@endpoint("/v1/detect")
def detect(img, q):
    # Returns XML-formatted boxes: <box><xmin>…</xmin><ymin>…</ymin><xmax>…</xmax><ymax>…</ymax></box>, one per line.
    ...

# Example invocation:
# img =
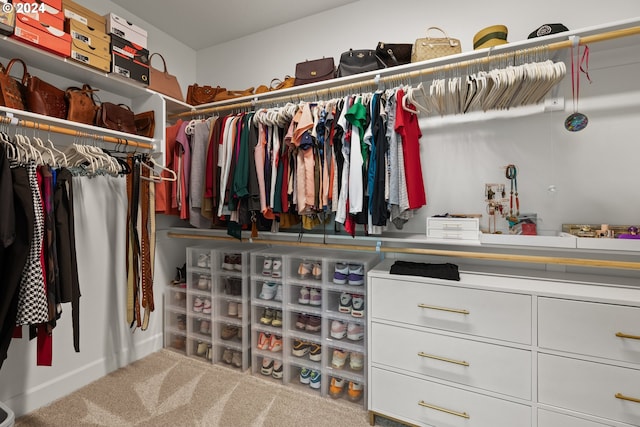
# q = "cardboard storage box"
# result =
<box><xmin>65</xmin><ymin>18</ymin><xmax>110</xmax><ymax>54</ymax></box>
<box><xmin>0</xmin><ymin>1</ymin><xmax>15</xmax><ymax>36</ymax></box>
<box><xmin>62</xmin><ymin>0</ymin><xmax>105</xmax><ymax>32</ymax></box>
<box><xmin>71</xmin><ymin>38</ymin><xmax>110</xmax><ymax>72</ymax></box>
<box><xmin>110</xmin><ymin>34</ymin><xmax>149</xmax><ymax>85</ymax></box>
<box><xmin>106</xmin><ymin>13</ymin><xmax>147</xmax><ymax>48</ymax></box>
<box><xmin>13</xmin><ymin>0</ymin><xmax>64</xmax><ymax>31</ymax></box>
<box><xmin>13</xmin><ymin>14</ymin><xmax>71</xmax><ymax>57</ymax></box>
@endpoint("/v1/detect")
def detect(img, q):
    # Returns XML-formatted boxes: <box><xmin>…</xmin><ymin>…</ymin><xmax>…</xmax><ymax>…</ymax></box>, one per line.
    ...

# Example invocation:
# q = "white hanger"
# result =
<box><xmin>139</xmin><ymin>157</ymin><xmax>177</xmax><ymax>182</ymax></box>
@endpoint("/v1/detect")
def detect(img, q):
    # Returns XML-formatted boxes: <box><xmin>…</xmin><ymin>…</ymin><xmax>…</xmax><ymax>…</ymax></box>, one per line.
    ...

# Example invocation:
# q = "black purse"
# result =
<box><xmin>375</xmin><ymin>42</ymin><xmax>412</xmax><ymax>67</ymax></box>
<box><xmin>337</xmin><ymin>49</ymin><xmax>382</xmax><ymax>77</ymax></box>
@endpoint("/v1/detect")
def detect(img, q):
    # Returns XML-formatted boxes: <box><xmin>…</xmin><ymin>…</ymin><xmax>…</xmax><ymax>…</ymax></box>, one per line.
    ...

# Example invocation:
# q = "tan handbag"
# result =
<box><xmin>411</xmin><ymin>27</ymin><xmax>462</xmax><ymax>63</ymax></box>
<box><xmin>186</xmin><ymin>84</ymin><xmax>226</xmax><ymax>105</ymax></box>
<box><xmin>0</xmin><ymin>58</ymin><xmax>29</xmax><ymax>110</ymax></box>
<box><xmin>65</xmin><ymin>85</ymin><xmax>99</xmax><ymax>125</ymax></box>
<box><xmin>148</xmin><ymin>53</ymin><xmax>184</xmax><ymax>102</ymax></box>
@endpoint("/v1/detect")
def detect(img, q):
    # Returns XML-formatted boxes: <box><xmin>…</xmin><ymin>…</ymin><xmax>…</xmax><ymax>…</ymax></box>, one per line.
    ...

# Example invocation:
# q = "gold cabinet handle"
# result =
<box><xmin>616</xmin><ymin>332</ymin><xmax>640</xmax><ymax>340</ymax></box>
<box><xmin>616</xmin><ymin>393</ymin><xmax>640</xmax><ymax>404</ymax></box>
<box><xmin>418</xmin><ymin>352</ymin><xmax>469</xmax><ymax>367</ymax></box>
<box><xmin>418</xmin><ymin>400</ymin><xmax>470</xmax><ymax>419</ymax></box>
<box><xmin>418</xmin><ymin>303</ymin><xmax>470</xmax><ymax>315</ymax></box>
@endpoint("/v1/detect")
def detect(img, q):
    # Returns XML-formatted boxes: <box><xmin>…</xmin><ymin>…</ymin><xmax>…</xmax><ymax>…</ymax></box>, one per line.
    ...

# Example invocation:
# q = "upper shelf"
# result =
<box><xmin>170</xmin><ymin>16</ymin><xmax>640</xmax><ymax>118</ymax></box>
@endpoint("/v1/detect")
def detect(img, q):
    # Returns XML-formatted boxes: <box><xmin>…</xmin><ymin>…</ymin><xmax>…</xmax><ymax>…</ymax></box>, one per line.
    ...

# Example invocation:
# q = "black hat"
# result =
<box><xmin>528</xmin><ymin>24</ymin><xmax>569</xmax><ymax>39</ymax></box>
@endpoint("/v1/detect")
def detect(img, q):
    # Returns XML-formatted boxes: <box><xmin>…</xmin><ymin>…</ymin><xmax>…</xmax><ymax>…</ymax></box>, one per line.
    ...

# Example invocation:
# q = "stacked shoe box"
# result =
<box><xmin>12</xmin><ymin>0</ymin><xmax>72</xmax><ymax>57</ymax></box>
<box><xmin>164</xmin><ymin>261</ymin><xmax>187</xmax><ymax>354</ymax></box>
<box><xmin>106</xmin><ymin>13</ymin><xmax>149</xmax><ymax>85</ymax></box>
<box><xmin>250</xmin><ymin>247</ymin><xmax>380</xmax><ymax>408</ymax></box>
<box><xmin>63</xmin><ymin>0</ymin><xmax>110</xmax><ymax>72</ymax></box>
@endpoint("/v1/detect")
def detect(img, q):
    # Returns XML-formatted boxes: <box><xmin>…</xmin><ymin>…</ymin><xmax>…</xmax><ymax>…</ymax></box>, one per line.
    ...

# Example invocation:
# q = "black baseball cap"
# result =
<box><xmin>528</xmin><ymin>24</ymin><xmax>569</xmax><ymax>39</ymax></box>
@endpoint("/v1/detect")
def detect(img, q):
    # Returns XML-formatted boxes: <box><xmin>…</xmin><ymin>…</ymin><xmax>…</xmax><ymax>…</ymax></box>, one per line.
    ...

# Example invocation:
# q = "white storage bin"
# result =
<box><xmin>0</xmin><ymin>401</ymin><xmax>14</xmax><ymax>427</ymax></box>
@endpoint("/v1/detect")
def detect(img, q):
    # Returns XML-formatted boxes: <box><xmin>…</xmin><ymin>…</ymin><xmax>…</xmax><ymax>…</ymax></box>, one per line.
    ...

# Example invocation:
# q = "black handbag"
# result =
<box><xmin>337</xmin><ymin>49</ymin><xmax>382</xmax><ymax>77</ymax></box>
<box><xmin>375</xmin><ymin>42</ymin><xmax>412</xmax><ymax>67</ymax></box>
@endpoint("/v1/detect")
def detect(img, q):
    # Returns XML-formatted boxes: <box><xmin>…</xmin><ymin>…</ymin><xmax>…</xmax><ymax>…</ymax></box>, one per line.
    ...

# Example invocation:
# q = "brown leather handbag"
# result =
<box><xmin>376</xmin><ymin>42</ymin><xmax>412</xmax><ymax>67</ymax></box>
<box><xmin>212</xmin><ymin>87</ymin><xmax>254</xmax><ymax>102</ymax></box>
<box><xmin>96</xmin><ymin>102</ymin><xmax>137</xmax><ymax>134</ymax></box>
<box><xmin>186</xmin><ymin>84</ymin><xmax>226</xmax><ymax>105</ymax></box>
<box><xmin>27</xmin><ymin>75</ymin><xmax>68</xmax><ymax>119</ymax></box>
<box><xmin>148</xmin><ymin>53</ymin><xmax>184</xmax><ymax>102</ymax></box>
<box><xmin>134</xmin><ymin>110</ymin><xmax>155</xmax><ymax>138</ymax></box>
<box><xmin>293</xmin><ymin>57</ymin><xmax>336</xmax><ymax>86</ymax></box>
<box><xmin>65</xmin><ymin>85</ymin><xmax>99</xmax><ymax>125</ymax></box>
<box><xmin>0</xmin><ymin>58</ymin><xmax>29</xmax><ymax>110</ymax></box>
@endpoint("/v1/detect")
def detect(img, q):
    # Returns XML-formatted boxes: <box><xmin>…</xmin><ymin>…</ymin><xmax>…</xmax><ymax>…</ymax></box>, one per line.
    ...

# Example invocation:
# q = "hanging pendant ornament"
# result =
<box><xmin>565</xmin><ymin>36</ymin><xmax>589</xmax><ymax>132</ymax></box>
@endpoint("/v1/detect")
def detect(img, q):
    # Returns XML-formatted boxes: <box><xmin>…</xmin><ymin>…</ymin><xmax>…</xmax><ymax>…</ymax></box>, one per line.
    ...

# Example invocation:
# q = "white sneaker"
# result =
<box><xmin>197</xmin><ymin>253</ymin><xmax>210</xmax><ymax>268</ymax></box>
<box><xmin>259</xmin><ymin>282</ymin><xmax>278</xmax><ymax>300</ymax></box>
<box><xmin>227</xmin><ymin>301</ymin><xmax>238</xmax><ymax>317</ymax></box>
<box><xmin>347</xmin><ymin>263</ymin><xmax>364</xmax><ymax>286</ymax></box>
<box><xmin>274</xmin><ymin>285</ymin><xmax>283</xmax><ymax>302</ymax></box>
<box><xmin>271</xmin><ymin>259</ymin><xmax>282</xmax><ymax>278</ymax></box>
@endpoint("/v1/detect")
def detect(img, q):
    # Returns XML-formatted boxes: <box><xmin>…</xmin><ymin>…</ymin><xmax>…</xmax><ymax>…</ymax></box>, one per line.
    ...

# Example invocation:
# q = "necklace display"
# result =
<box><xmin>565</xmin><ymin>37</ymin><xmax>591</xmax><ymax>132</ymax></box>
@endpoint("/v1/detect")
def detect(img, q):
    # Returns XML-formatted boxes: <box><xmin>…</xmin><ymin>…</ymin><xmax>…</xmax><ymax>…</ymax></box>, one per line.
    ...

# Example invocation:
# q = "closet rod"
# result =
<box><xmin>166</xmin><ymin>232</ymin><xmax>640</xmax><ymax>271</ymax></box>
<box><xmin>172</xmin><ymin>24</ymin><xmax>640</xmax><ymax>120</ymax></box>
<box><xmin>0</xmin><ymin>116</ymin><xmax>154</xmax><ymax>150</ymax></box>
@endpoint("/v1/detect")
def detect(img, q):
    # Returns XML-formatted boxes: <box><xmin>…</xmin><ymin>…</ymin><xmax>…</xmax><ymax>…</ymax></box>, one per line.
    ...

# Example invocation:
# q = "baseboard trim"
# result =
<box><xmin>6</xmin><ymin>333</ymin><xmax>163</xmax><ymax>418</ymax></box>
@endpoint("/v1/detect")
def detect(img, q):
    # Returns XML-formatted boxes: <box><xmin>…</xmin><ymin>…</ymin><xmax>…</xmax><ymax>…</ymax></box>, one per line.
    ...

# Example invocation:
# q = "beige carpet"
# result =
<box><xmin>15</xmin><ymin>349</ymin><xmax>383</xmax><ymax>427</ymax></box>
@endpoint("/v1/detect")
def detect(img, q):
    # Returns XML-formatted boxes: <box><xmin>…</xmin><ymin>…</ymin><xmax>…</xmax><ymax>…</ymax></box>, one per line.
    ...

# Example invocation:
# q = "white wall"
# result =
<box><xmin>196</xmin><ymin>0</ymin><xmax>640</xmax><ymax>235</ymax></box>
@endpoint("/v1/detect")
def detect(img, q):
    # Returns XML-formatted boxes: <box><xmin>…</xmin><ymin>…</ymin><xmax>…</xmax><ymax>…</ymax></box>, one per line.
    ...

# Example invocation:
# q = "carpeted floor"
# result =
<box><xmin>15</xmin><ymin>349</ymin><xmax>407</xmax><ymax>427</ymax></box>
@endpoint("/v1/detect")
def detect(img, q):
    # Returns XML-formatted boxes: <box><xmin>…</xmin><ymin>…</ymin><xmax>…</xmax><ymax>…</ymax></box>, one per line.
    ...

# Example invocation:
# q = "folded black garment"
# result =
<box><xmin>390</xmin><ymin>260</ymin><xmax>460</xmax><ymax>281</ymax></box>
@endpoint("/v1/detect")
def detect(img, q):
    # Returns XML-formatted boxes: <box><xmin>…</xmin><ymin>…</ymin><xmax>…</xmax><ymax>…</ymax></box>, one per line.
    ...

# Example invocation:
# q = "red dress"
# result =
<box><xmin>395</xmin><ymin>89</ymin><xmax>427</xmax><ymax>209</ymax></box>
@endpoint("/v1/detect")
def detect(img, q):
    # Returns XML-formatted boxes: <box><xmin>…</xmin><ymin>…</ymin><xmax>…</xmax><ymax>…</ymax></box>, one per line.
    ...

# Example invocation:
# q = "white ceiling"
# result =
<box><xmin>111</xmin><ymin>0</ymin><xmax>358</xmax><ymax>51</ymax></box>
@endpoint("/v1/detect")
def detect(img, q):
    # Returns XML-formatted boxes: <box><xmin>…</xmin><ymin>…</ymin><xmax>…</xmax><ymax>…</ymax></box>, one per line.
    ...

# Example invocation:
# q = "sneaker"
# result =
<box><xmin>176</xmin><ymin>314</ymin><xmax>186</xmax><ymax>330</ymax></box>
<box><xmin>197</xmin><ymin>253</ymin><xmax>210</xmax><ymax>268</ymax></box>
<box><xmin>299</xmin><ymin>367</ymin><xmax>312</xmax><ymax>384</ymax></box>
<box><xmin>222</xmin><ymin>348</ymin><xmax>233</xmax><ymax>364</ymax></box>
<box><xmin>271</xmin><ymin>259</ymin><xmax>282</xmax><ymax>278</ymax></box>
<box><xmin>305</xmin><ymin>315</ymin><xmax>322</xmax><ymax>332</ymax></box>
<box><xmin>221</xmin><ymin>324</ymin><xmax>238</xmax><ymax>340</ymax></box>
<box><xmin>347</xmin><ymin>381</ymin><xmax>363</xmax><ymax>401</ymax></box>
<box><xmin>329</xmin><ymin>377</ymin><xmax>346</xmax><ymax>398</ymax></box>
<box><xmin>347</xmin><ymin>263</ymin><xmax>364</xmax><ymax>286</ymax></box>
<box><xmin>347</xmin><ymin>322</ymin><xmax>364</xmax><ymax>341</ymax></box>
<box><xmin>232</xmin><ymin>254</ymin><xmax>243</xmax><ymax>272</ymax></box>
<box><xmin>312</xmin><ymin>262</ymin><xmax>322</xmax><ymax>280</ymax></box>
<box><xmin>197</xmin><ymin>275</ymin><xmax>210</xmax><ymax>290</ymax></box>
<box><xmin>309</xmin><ymin>288</ymin><xmax>321</xmax><ymax>306</ymax></box>
<box><xmin>298</xmin><ymin>287</ymin><xmax>310</xmax><ymax>305</ymax></box>
<box><xmin>331</xmin><ymin>349</ymin><xmax>347</xmax><ymax>368</ymax></box>
<box><xmin>268</xmin><ymin>334</ymin><xmax>283</xmax><ymax>352</ymax></box>
<box><xmin>196</xmin><ymin>340</ymin><xmax>207</xmax><ymax>357</ymax></box>
<box><xmin>272</xmin><ymin>360</ymin><xmax>283</xmax><ymax>379</ymax></box>
<box><xmin>260</xmin><ymin>308</ymin><xmax>274</xmax><ymax>325</ymax></box>
<box><xmin>193</xmin><ymin>297</ymin><xmax>204</xmax><ymax>313</ymax></box>
<box><xmin>271</xmin><ymin>310</ymin><xmax>283</xmax><ymax>328</ymax></box>
<box><xmin>330</xmin><ymin>320</ymin><xmax>347</xmax><ymax>339</ymax></box>
<box><xmin>349</xmin><ymin>352</ymin><xmax>364</xmax><ymax>370</ymax></box>
<box><xmin>222</xmin><ymin>254</ymin><xmax>235</xmax><ymax>271</ymax></box>
<box><xmin>351</xmin><ymin>294</ymin><xmax>364</xmax><ymax>318</ymax></box>
<box><xmin>262</xmin><ymin>257</ymin><xmax>273</xmax><ymax>275</ymax></box>
<box><xmin>227</xmin><ymin>277</ymin><xmax>242</xmax><ymax>296</ymax></box>
<box><xmin>292</xmin><ymin>339</ymin><xmax>310</xmax><ymax>357</ymax></box>
<box><xmin>257</xmin><ymin>332</ymin><xmax>271</xmax><ymax>350</ymax></box>
<box><xmin>259</xmin><ymin>282</ymin><xmax>278</xmax><ymax>300</ymax></box>
<box><xmin>261</xmin><ymin>357</ymin><xmax>274</xmax><ymax>375</ymax></box>
<box><xmin>309</xmin><ymin>370</ymin><xmax>321</xmax><ymax>389</ymax></box>
<box><xmin>206</xmin><ymin>344</ymin><xmax>213</xmax><ymax>361</ymax></box>
<box><xmin>333</xmin><ymin>262</ymin><xmax>349</xmax><ymax>284</ymax></box>
<box><xmin>227</xmin><ymin>301</ymin><xmax>238</xmax><ymax>317</ymax></box>
<box><xmin>298</xmin><ymin>261</ymin><xmax>312</xmax><ymax>279</ymax></box>
<box><xmin>171</xmin><ymin>263</ymin><xmax>187</xmax><ymax>286</ymax></box>
<box><xmin>274</xmin><ymin>284</ymin><xmax>283</xmax><ymax>302</ymax></box>
<box><xmin>237</xmin><ymin>303</ymin><xmax>243</xmax><ymax>319</ymax></box>
<box><xmin>309</xmin><ymin>343</ymin><xmax>322</xmax><ymax>362</ymax></box>
<box><xmin>172</xmin><ymin>335</ymin><xmax>186</xmax><ymax>350</ymax></box>
<box><xmin>339</xmin><ymin>292</ymin><xmax>352</xmax><ymax>313</ymax></box>
<box><xmin>199</xmin><ymin>319</ymin><xmax>210</xmax><ymax>334</ymax></box>
<box><xmin>202</xmin><ymin>298</ymin><xmax>212</xmax><ymax>314</ymax></box>
<box><xmin>295</xmin><ymin>313</ymin><xmax>309</xmax><ymax>330</ymax></box>
<box><xmin>231</xmin><ymin>351</ymin><xmax>242</xmax><ymax>368</ymax></box>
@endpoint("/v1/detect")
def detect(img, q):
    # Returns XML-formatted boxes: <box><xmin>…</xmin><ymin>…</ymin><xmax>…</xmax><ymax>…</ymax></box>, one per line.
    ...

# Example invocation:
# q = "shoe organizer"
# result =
<box><xmin>166</xmin><ymin>331</ymin><xmax>187</xmax><ymax>353</ymax></box>
<box><xmin>166</xmin><ymin>288</ymin><xmax>187</xmax><ymax>310</ymax></box>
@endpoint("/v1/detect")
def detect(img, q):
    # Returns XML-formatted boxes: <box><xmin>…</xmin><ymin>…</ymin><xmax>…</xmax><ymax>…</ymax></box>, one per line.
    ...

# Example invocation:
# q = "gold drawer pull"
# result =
<box><xmin>616</xmin><ymin>332</ymin><xmax>640</xmax><ymax>340</ymax></box>
<box><xmin>418</xmin><ymin>304</ymin><xmax>470</xmax><ymax>315</ymax></box>
<box><xmin>418</xmin><ymin>400</ymin><xmax>470</xmax><ymax>419</ymax></box>
<box><xmin>418</xmin><ymin>352</ymin><xmax>469</xmax><ymax>367</ymax></box>
<box><xmin>616</xmin><ymin>393</ymin><xmax>640</xmax><ymax>404</ymax></box>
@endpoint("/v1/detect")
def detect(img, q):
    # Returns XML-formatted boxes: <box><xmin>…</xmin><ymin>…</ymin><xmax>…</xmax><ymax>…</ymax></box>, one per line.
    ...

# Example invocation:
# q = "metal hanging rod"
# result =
<box><xmin>170</xmin><ymin>24</ymin><xmax>640</xmax><ymax>120</ymax></box>
<box><xmin>0</xmin><ymin>114</ymin><xmax>154</xmax><ymax>150</ymax></box>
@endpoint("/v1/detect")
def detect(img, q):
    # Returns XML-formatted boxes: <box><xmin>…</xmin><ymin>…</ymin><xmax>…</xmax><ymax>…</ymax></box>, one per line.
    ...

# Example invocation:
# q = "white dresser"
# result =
<box><xmin>367</xmin><ymin>259</ymin><xmax>640</xmax><ymax>427</ymax></box>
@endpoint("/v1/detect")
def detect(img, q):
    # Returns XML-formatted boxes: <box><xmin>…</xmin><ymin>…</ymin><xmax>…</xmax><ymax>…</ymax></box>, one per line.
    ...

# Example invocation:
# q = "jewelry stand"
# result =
<box><xmin>485</xmin><ymin>183</ymin><xmax>508</xmax><ymax>234</ymax></box>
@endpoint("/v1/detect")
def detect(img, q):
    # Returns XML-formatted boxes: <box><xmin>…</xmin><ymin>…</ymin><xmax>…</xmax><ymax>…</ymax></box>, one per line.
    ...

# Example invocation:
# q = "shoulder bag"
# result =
<box><xmin>26</xmin><ymin>75</ymin><xmax>68</xmax><ymax>119</ymax></box>
<box><xmin>293</xmin><ymin>57</ymin><xmax>336</xmax><ymax>86</ymax></box>
<box><xmin>337</xmin><ymin>49</ymin><xmax>382</xmax><ymax>77</ymax></box>
<box><xmin>186</xmin><ymin>84</ymin><xmax>226</xmax><ymax>105</ymax></box>
<box><xmin>65</xmin><ymin>85</ymin><xmax>99</xmax><ymax>125</ymax></box>
<box><xmin>411</xmin><ymin>27</ymin><xmax>462</xmax><ymax>63</ymax></box>
<box><xmin>375</xmin><ymin>42</ymin><xmax>412</xmax><ymax>67</ymax></box>
<box><xmin>148</xmin><ymin>53</ymin><xmax>184</xmax><ymax>102</ymax></box>
<box><xmin>96</xmin><ymin>102</ymin><xmax>137</xmax><ymax>135</ymax></box>
<box><xmin>134</xmin><ymin>110</ymin><xmax>155</xmax><ymax>138</ymax></box>
<box><xmin>0</xmin><ymin>58</ymin><xmax>29</xmax><ymax>110</ymax></box>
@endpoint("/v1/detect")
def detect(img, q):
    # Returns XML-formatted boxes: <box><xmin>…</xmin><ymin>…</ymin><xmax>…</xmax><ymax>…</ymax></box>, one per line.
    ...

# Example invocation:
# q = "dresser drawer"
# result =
<box><xmin>371</xmin><ymin>322</ymin><xmax>531</xmax><ymax>399</ymax></box>
<box><xmin>537</xmin><ymin>409</ymin><xmax>613</xmax><ymax>427</ymax></box>
<box><xmin>370</xmin><ymin>277</ymin><xmax>532</xmax><ymax>344</ymax></box>
<box><xmin>538</xmin><ymin>353</ymin><xmax>640</xmax><ymax>425</ymax></box>
<box><xmin>538</xmin><ymin>298</ymin><xmax>640</xmax><ymax>364</ymax></box>
<box><xmin>370</xmin><ymin>367</ymin><xmax>532</xmax><ymax>427</ymax></box>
